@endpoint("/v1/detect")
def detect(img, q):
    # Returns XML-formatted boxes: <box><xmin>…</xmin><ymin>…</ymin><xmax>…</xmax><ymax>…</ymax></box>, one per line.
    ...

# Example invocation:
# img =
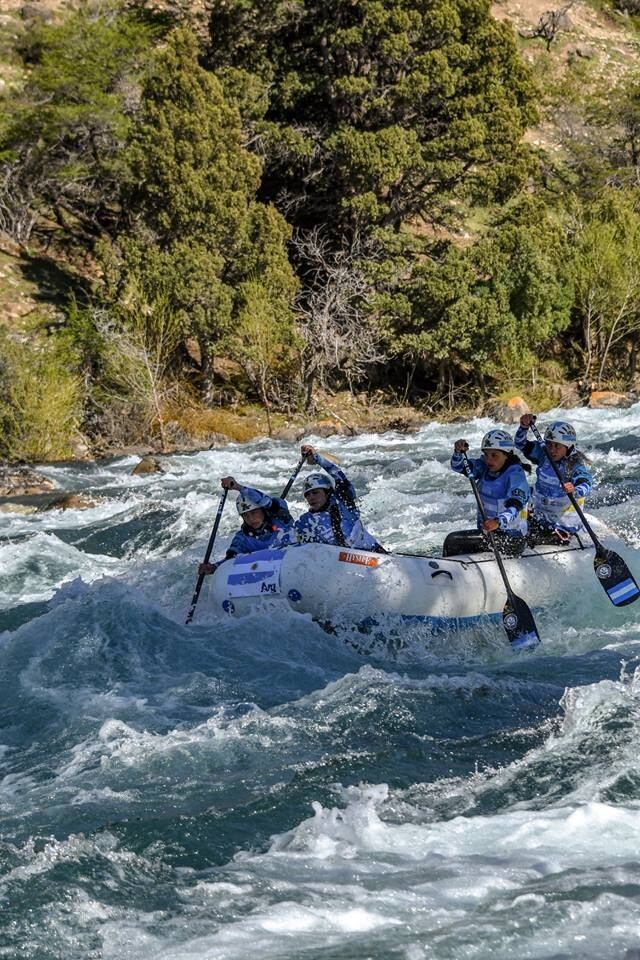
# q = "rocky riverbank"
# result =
<box><xmin>2</xmin><ymin>387</ymin><xmax>637</xmax><ymax>512</ymax></box>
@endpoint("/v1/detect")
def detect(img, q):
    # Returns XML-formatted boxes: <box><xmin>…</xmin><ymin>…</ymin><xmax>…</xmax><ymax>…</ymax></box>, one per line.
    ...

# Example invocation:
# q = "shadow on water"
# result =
<box><xmin>593</xmin><ymin>434</ymin><xmax>640</xmax><ymax>454</ymax></box>
<box><xmin>53</xmin><ymin>507</ymin><xmax>183</xmax><ymax>558</ymax></box>
<box><xmin>0</xmin><ymin>600</ymin><xmax>50</xmax><ymax>633</ymax></box>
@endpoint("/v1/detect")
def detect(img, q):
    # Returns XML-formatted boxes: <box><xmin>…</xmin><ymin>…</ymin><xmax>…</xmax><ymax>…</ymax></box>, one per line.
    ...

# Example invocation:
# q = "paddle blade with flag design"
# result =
<box><xmin>594</xmin><ymin>548</ymin><xmax>640</xmax><ymax>607</ymax></box>
<box><xmin>503</xmin><ymin>595</ymin><xmax>540</xmax><ymax>651</ymax></box>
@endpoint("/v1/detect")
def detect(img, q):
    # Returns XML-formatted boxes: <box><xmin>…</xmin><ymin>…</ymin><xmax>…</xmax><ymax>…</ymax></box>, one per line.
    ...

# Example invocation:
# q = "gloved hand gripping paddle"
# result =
<box><xmin>528</xmin><ymin>421</ymin><xmax>640</xmax><ymax>607</ymax></box>
<box><xmin>185</xmin><ymin>458</ymin><xmax>305</xmax><ymax>625</ymax></box>
<box><xmin>460</xmin><ymin>451</ymin><xmax>540</xmax><ymax>650</ymax></box>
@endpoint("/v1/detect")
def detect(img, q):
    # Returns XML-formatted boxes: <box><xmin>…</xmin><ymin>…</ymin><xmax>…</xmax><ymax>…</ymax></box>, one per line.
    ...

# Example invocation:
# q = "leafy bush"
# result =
<box><xmin>0</xmin><ymin>333</ymin><xmax>82</xmax><ymax>462</ymax></box>
<box><xmin>208</xmin><ymin>0</ymin><xmax>539</xmax><ymax>237</ymax></box>
<box><xmin>0</xmin><ymin>0</ymin><xmax>158</xmax><ymax>243</ymax></box>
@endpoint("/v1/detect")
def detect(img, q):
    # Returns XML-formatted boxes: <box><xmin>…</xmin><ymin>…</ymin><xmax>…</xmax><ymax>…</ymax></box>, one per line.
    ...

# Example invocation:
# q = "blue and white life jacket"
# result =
<box><xmin>514</xmin><ymin>428</ymin><xmax>593</xmax><ymax>533</ymax></box>
<box><xmin>227</xmin><ymin>487</ymin><xmax>295</xmax><ymax>557</ymax></box>
<box><xmin>294</xmin><ymin>453</ymin><xmax>380</xmax><ymax>550</ymax></box>
<box><xmin>451</xmin><ymin>453</ymin><xmax>530</xmax><ymax>536</ymax></box>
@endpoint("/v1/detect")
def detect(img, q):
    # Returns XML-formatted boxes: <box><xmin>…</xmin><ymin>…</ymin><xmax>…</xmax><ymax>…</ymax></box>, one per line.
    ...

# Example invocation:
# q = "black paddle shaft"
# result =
<box><xmin>460</xmin><ymin>451</ymin><xmax>540</xmax><ymax>648</ymax></box>
<box><xmin>460</xmin><ymin>452</ymin><xmax>518</xmax><ymax>607</ymax></box>
<box><xmin>185</xmin><ymin>458</ymin><xmax>303</xmax><ymax>625</ymax></box>
<box><xmin>185</xmin><ymin>487</ymin><xmax>229</xmax><ymax>624</ymax></box>
<box><xmin>528</xmin><ymin>420</ymin><xmax>640</xmax><ymax>607</ymax></box>
<box><xmin>280</xmin><ymin>457</ymin><xmax>304</xmax><ymax>499</ymax></box>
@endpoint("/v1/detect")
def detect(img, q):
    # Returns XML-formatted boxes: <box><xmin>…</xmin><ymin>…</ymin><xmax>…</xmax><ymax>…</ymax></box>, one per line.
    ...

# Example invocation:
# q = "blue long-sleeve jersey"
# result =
<box><xmin>294</xmin><ymin>453</ymin><xmax>380</xmax><ymax>550</ymax></box>
<box><xmin>514</xmin><ymin>427</ymin><xmax>593</xmax><ymax>533</ymax></box>
<box><xmin>226</xmin><ymin>486</ymin><xmax>295</xmax><ymax>557</ymax></box>
<box><xmin>451</xmin><ymin>453</ymin><xmax>530</xmax><ymax>536</ymax></box>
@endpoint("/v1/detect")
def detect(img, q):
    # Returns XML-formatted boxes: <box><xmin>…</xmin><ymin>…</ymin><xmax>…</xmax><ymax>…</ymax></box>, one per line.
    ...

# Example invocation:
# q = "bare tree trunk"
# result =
<box><xmin>438</xmin><ymin>359</ymin><xmax>447</xmax><ymax>395</ymax></box>
<box><xmin>597</xmin><ymin>293</ymin><xmax>633</xmax><ymax>386</ymax></box>
<box><xmin>303</xmin><ymin>368</ymin><xmax>316</xmax><ymax>413</ymax></box>
<box><xmin>402</xmin><ymin>361</ymin><xmax>417</xmax><ymax>404</ymax></box>
<box><xmin>260</xmin><ymin>378</ymin><xmax>272</xmax><ymax>437</ymax></box>
<box><xmin>157</xmin><ymin>411</ymin><xmax>168</xmax><ymax>452</ymax></box>
<box><xmin>142</xmin><ymin>347</ymin><xmax>167</xmax><ymax>451</ymax></box>
<box><xmin>474</xmin><ymin>368</ymin><xmax>487</xmax><ymax>392</ymax></box>
<box><xmin>199</xmin><ymin>339</ymin><xmax>217</xmax><ymax>405</ymax></box>
<box><xmin>583</xmin><ymin>304</ymin><xmax>594</xmax><ymax>385</ymax></box>
<box><xmin>628</xmin><ymin>337</ymin><xmax>638</xmax><ymax>383</ymax></box>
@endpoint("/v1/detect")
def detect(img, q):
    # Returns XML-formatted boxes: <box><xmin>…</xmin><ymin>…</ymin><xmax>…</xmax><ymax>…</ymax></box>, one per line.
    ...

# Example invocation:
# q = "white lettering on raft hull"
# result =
<box><xmin>206</xmin><ymin>537</ymin><xmax>603</xmax><ymax>626</ymax></box>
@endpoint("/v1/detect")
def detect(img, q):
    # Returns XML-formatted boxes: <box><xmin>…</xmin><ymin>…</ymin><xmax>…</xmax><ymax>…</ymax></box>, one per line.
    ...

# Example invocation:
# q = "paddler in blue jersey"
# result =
<box><xmin>198</xmin><ymin>476</ymin><xmax>294</xmax><ymax>576</ymax></box>
<box><xmin>515</xmin><ymin>415</ymin><xmax>593</xmax><ymax>545</ymax></box>
<box><xmin>444</xmin><ymin>429</ymin><xmax>531</xmax><ymax>557</ymax></box>
<box><xmin>294</xmin><ymin>444</ymin><xmax>386</xmax><ymax>552</ymax></box>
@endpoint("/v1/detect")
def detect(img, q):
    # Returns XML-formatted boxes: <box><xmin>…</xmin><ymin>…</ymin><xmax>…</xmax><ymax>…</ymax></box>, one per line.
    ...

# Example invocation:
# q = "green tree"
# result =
<box><xmin>207</xmin><ymin>0</ymin><xmax>538</xmax><ymax>238</ymax></box>
<box><xmin>0</xmin><ymin>0</ymin><xmax>158</xmax><ymax>242</ymax></box>
<box><xmin>226</xmin><ymin>280</ymin><xmax>300</xmax><ymax>434</ymax></box>
<box><xmin>607</xmin><ymin>75</ymin><xmax>640</xmax><ymax>183</ymax></box>
<box><xmin>378</xmin><ymin>197</ymin><xmax>572</xmax><ymax>403</ymax></box>
<box><xmin>104</xmin><ymin>27</ymin><xmax>298</xmax><ymax>390</ymax></box>
<box><xmin>568</xmin><ymin>191</ymin><xmax>640</xmax><ymax>386</ymax></box>
<box><xmin>542</xmin><ymin>66</ymin><xmax>640</xmax><ymax>199</ymax></box>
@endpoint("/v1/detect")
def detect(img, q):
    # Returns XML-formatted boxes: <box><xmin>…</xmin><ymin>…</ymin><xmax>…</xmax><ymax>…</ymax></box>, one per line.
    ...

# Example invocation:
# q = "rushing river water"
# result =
<box><xmin>2</xmin><ymin>406</ymin><xmax>640</xmax><ymax>959</ymax></box>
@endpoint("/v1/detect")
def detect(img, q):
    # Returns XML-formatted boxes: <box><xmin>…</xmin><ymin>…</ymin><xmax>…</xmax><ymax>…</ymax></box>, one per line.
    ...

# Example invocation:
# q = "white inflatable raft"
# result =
<box><xmin>206</xmin><ymin>535</ymin><xmax>601</xmax><ymax>630</ymax></box>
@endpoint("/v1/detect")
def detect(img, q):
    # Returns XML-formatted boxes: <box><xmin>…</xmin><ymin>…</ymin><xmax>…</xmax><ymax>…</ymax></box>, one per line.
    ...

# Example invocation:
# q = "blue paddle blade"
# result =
<box><xmin>595</xmin><ymin>548</ymin><xmax>640</xmax><ymax>607</ymax></box>
<box><xmin>510</xmin><ymin>631</ymin><xmax>540</xmax><ymax>651</ymax></box>
<box><xmin>503</xmin><ymin>596</ymin><xmax>540</xmax><ymax>650</ymax></box>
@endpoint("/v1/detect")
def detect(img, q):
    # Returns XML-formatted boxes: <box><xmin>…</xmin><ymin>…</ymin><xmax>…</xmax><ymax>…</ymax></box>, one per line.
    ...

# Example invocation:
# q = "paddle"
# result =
<box><xmin>460</xmin><ymin>451</ymin><xmax>540</xmax><ymax>650</ymax></box>
<box><xmin>528</xmin><ymin>421</ymin><xmax>640</xmax><ymax>607</ymax></box>
<box><xmin>186</xmin><ymin>459</ymin><xmax>302</xmax><ymax>625</ymax></box>
<box><xmin>280</xmin><ymin>457</ymin><xmax>305</xmax><ymax>499</ymax></box>
<box><xmin>185</xmin><ymin>488</ymin><xmax>229</xmax><ymax>625</ymax></box>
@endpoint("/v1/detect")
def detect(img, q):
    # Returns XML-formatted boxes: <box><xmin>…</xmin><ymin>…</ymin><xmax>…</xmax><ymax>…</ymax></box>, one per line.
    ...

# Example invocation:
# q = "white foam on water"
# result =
<box><xmin>258</xmin><ymin>782</ymin><xmax>640</xmax><ymax>867</ymax></box>
<box><xmin>0</xmin><ymin>532</ymin><xmax>124</xmax><ymax>607</ymax></box>
<box><xmin>95</xmin><ymin>784</ymin><xmax>640</xmax><ymax>960</ymax></box>
<box><xmin>3</xmin><ymin>404</ymin><xmax>640</xmax><ymax>959</ymax></box>
<box><xmin>84</xmin><ymin>667</ymin><xmax>640</xmax><ymax>956</ymax></box>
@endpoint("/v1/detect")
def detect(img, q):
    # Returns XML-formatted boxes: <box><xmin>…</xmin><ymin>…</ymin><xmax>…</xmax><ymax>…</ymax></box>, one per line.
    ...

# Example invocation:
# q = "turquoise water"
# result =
<box><xmin>2</xmin><ymin>407</ymin><xmax>640</xmax><ymax>959</ymax></box>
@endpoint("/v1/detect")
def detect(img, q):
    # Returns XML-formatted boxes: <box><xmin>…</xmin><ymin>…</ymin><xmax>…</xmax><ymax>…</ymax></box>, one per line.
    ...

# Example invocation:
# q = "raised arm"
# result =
<box><xmin>514</xmin><ymin>416</ymin><xmax>543</xmax><ymax>463</ymax></box>
<box><xmin>301</xmin><ymin>444</ymin><xmax>356</xmax><ymax>503</ymax></box>
<box><xmin>450</xmin><ymin>440</ymin><xmax>483</xmax><ymax>478</ymax></box>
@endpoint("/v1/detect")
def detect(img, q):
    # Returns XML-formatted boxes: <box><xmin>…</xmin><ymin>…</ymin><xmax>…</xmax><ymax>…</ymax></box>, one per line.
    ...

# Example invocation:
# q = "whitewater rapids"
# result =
<box><xmin>2</xmin><ymin>404</ymin><xmax>640</xmax><ymax>959</ymax></box>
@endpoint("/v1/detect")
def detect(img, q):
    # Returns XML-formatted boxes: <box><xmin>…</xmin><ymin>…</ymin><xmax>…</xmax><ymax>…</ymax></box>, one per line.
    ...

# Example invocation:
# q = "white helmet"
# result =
<box><xmin>236</xmin><ymin>490</ymin><xmax>270</xmax><ymax>516</ymax></box>
<box><xmin>303</xmin><ymin>473</ymin><xmax>333</xmax><ymax>495</ymax></box>
<box><xmin>481</xmin><ymin>429</ymin><xmax>515</xmax><ymax>453</ymax></box>
<box><xmin>544</xmin><ymin>420</ymin><xmax>576</xmax><ymax>448</ymax></box>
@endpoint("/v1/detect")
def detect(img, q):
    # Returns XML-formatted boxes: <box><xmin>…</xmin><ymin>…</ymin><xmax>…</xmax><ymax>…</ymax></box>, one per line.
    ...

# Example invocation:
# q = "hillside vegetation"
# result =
<box><xmin>1</xmin><ymin>0</ymin><xmax>639</xmax><ymax>459</ymax></box>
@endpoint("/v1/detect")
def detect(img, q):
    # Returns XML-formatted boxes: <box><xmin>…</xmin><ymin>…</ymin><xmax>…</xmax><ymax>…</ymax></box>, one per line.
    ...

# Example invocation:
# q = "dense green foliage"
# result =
<box><xmin>208</xmin><ymin>0</ymin><xmax>537</xmax><ymax>235</ymax></box>
<box><xmin>1</xmin><ymin>0</ymin><xmax>640</xmax><ymax>457</ymax></box>
<box><xmin>0</xmin><ymin>331</ymin><xmax>82</xmax><ymax>461</ymax></box>
<box><xmin>103</xmin><ymin>28</ymin><xmax>297</xmax><ymax>368</ymax></box>
<box><xmin>0</xmin><ymin>2</ymin><xmax>157</xmax><ymax>239</ymax></box>
<box><xmin>569</xmin><ymin>191</ymin><xmax>640</xmax><ymax>385</ymax></box>
<box><xmin>375</xmin><ymin>196</ymin><xmax>573</xmax><ymax>395</ymax></box>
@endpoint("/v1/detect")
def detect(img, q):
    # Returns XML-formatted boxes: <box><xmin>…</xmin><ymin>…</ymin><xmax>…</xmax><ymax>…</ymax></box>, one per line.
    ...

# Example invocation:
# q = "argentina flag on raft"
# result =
<box><xmin>226</xmin><ymin>549</ymin><xmax>285</xmax><ymax>598</ymax></box>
